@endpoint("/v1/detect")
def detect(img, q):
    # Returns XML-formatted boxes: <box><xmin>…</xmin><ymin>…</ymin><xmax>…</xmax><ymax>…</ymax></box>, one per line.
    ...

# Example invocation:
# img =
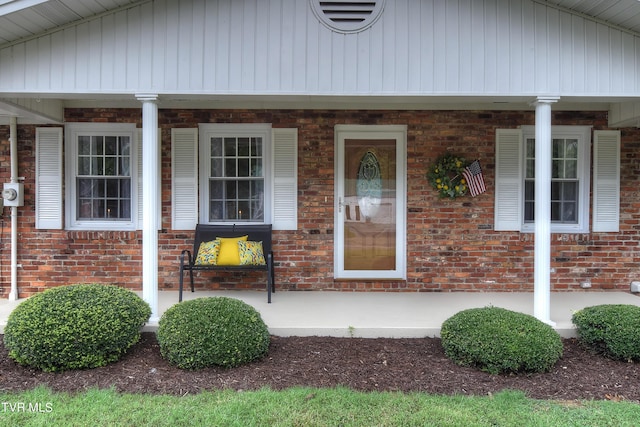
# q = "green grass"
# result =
<box><xmin>1</xmin><ymin>386</ymin><xmax>639</xmax><ymax>427</ymax></box>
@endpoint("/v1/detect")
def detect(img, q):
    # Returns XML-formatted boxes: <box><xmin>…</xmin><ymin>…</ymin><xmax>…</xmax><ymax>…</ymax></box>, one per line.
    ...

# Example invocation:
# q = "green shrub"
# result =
<box><xmin>440</xmin><ymin>306</ymin><xmax>563</xmax><ymax>374</ymax></box>
<box><xmin>156</xmin><ymin>297</ymin><xmax>270</xmax><ymax>370</ymax></box>
<box><xmin>3</xmin><ymin>284</ymin><xmax>151</xmax><ymax>372</ymax></box>
<box><xmin>572</xmin><ymin>304</ymin><xmax>640</xmax><ymax>361</ymax></box>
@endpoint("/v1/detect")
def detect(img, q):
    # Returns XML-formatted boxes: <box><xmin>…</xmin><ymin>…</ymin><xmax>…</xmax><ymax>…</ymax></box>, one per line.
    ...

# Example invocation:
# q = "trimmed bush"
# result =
<box><xmin>157</xmin><ymin>297</ymin><xmax>270</xmax><ymax>370</ymax></box>
<box><xmin>440</xmin><ymin>306</ymin><xmax>563</xmax><ymax>374</ymax></box>
<box><xmin>572</xmin><ymin>304</ymin><xmax>640</xmax><ymax>361</ymax></box>
<box><xmin>3</xmin><ymin>284</ymin><xmax>151</xmax><ymax>372</ymax></box>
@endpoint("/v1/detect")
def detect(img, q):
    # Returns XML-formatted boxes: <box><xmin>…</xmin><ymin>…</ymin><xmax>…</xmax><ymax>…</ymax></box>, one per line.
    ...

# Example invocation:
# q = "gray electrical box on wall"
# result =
<box><xmin>2</xmin><ymin>182</ymin><xmax>23</xmax><ymax>207</ymax></box>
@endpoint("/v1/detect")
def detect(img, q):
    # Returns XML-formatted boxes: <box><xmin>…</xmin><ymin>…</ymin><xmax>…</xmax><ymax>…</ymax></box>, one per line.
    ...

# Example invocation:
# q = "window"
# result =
<box><xmin>171</xmin><ymin>126</ymin><xmax>297</xmax><ymax>231</ymax></box>
<box><xmin>199</xmin><ymin>124</ymin><xmax>271</xmax><ymax>224</ymax></box>
<box><xmin>65</xmin><ymin>123</ymin><xmax>138</xmax><ymax>230</ymax></box>
<box><xmin>520</xmin><ymin>126</ymin><xmax>590</xmax><ymax>232</ymax></box>
<box><xmin>494</xmin><ymin>126</ymin><xmax>618</xmax><ymax>234</ymax></box>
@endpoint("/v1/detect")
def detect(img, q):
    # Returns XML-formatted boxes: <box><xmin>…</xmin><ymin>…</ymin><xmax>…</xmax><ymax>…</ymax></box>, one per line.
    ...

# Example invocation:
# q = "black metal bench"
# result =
<box><xmin>179</xmin><ymin>224</ymin><xmax>275</xmax><ymax>303</ymax></box>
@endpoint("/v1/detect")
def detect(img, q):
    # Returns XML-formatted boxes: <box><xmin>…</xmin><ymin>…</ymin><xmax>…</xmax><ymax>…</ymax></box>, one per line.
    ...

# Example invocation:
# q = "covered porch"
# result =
<box><xmin>2</xmin><ymin>290</ymin><xmax>638</xmax><ymax>338</ymax></box>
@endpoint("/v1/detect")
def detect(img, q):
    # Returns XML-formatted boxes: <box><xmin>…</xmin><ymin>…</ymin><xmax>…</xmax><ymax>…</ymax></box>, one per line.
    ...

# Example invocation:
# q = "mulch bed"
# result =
<box><xmin>1</xmin><ymin>333</ymin><xmax>639</xmax><ymax>402</ymax></box>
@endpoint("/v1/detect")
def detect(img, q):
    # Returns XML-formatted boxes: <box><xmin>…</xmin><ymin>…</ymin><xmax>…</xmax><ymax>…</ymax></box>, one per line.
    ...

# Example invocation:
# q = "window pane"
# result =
<box><xmin>78</xmin><ymin>200</ymin><xmax>92</xmax><ymax>219</ymax></box>
<box><xmin>551</xmin><ymin>202</ymin><xmax>561</xmax><ymax>221</ymax></box>
<box><xmin>562</xmin><ymin>203</ymin><xmax>577</xmax><ymax>222</ymax></box>
<box><xmin>92</xmin><ymin>136</ymin><xmax>103</xmax><ymax>155</ymax></box>
<box><xmin>211</xmin><ymin>138</ymin><xmax>223</xmax><ymax>156</ymax></box>
<box><xmin>78</xmin><ymin>179</ymin><xmax>93</xmax><ymax>198</ymax></box>
<box><xmin>238</xmin><ymin>138</ymin><xmax>250</xmax><ymax>156</ymax></box>
<box><xmin>563</xmin><ymin>181</ymin><xmax>577</xmax><ymax>200</ymax></box>
<box><xmin>119</xmin><ymin>136</ymin><xmax>130</xmax><ymax>155</ymax></box>
<box><xmin>524</xmin><ymin>181</ymin><xmax>534</xmax><ymax>222</ymax></box>
<box><xmin>251</xmin><ymin>159</ymin><xmax>262</xmax><ymax>177</ymax></box>
<box><xmin>106</xmin><ymin>200</ymin><xmax>119</xmax><ymax>218</ymax></box>
<box><xmin>238</xmin><ymin>159</ymin><xmax>250</xmax><ymax>177</ymax></box>
<box><xmin>78</xmin><ymin>157</ymin><xmax>90</xmax><ymax>175</ymax></box>
<box><xmin>251</xmin><ymin>138</ymin><xmax>262</xmax><ymax>156</ymax></box>
<box><xmin>225</xmin><ymin>159</ymin><xmax>236</xmax><ymax>177</ymax></box>
<box><xmin>105</xmin><ymin>157</ymin><xmax>116</xmax><ymax>176</ymax></box>
<box><xmin>552</xmin><ymin>159</ymin><xmax>562</xmax><ymax>179</ymax></box>
<box><xmin>93</xmin><ymin>180</ymin><xmax>105</xmax><ymax>197</ymax></box>
<box><xmin>225</xmin><ymin>200</ymin><xmax>238</xmax><ymax>219</ymax></box>
<box><xmin>238</xmin><ymin>201</ymin><xmax>250</xmax><ymax>219</ymax></box>
<box><xmin>551</xmin><ymin>182</ymin><xmax>561</xmax><ymax>200</ymax></box>
<box><xmin>526</xmin><ymin>159</ymin><xmax>535</xmax><ymax>179</ymax></box>
<box><xmin>526</xmin><ymin>139</ymin><xmax>535</xmax><ymax>157</ymax></box>
<box><xmin>106</xmin><ymin>179</ymin><xmax>119</xmax><ymax>197</ymax></box>
<box><xmin>565</xmin><ymin>139</ymin><xmax>578</xmax><ymax>158</ymax></box>
<box><xmin>93</xmin><ymin>199</ymin><xmax>105</xmax><ymax>218</ymax></box>
<box><xmin>120</xmin><ymin>178</ymin><xmax>131</xmax><ymax>198</ymax></box>
<box><xmin>552</xmin><ymin>139</ymin><xmax>563</xmax><ymax>158</ymax></box>
<box><xmin>211</xmin><ymin>158</ymin><xmax>223</xmax><ymax>177</ymax></box>
<box><xmin>209</xmin><ymin>201</ymin><xmax>224</xmax><ymax>220</ymax></box>
<box><xmin>238</xmin><ymin>180</ymin><xmax>250</xmax><ymax>198</ymax></box>
<box><xmin>92</xmin><ymin>157</ymin><xmax>103</xmax><ymax>175</ymax></box>
<box><xmin>119</xmin><ymin>157</ymin><xmax>130</xmax><ymax>176</ymax></box>
<box><xmin>565</xmin><ymin>160</ymin><xmax>577</xmax><ymax>178</ymax></box>
<box><xmin>252</xmin><ymin>180</ymin><xmax>264</xmax><ymax>220</ymax></box>
<box><xmin>210</xmin><ymin>180</ymin><xmax>224</xmax><ymax>199</ymax></box>
<box><xmin>105</xmin><ymin>136</ymin><xmax>117</xmax><ymax>155</ymax></box>
<box><xmin>224</xmin><ymin>138</ymin><xmax>236</xmax><ymax>156</ymax></box>
<box><xmin>226</xmin><ymin>180</ymin><xmax>237</xmax><ymax>198</ymax></box>
<box><xmin>120</xmin><ymin>199</ymin><xmax>131</xmax><ymax>218</ymax></box>
<box><xmin>79</xmin><ymin>136</ymin><xmax>91</xmax><ymax>155</ymax></box>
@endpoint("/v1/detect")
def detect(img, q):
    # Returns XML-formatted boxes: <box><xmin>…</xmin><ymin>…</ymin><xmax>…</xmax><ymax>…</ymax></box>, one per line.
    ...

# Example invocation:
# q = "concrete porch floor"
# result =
<box><xmin>1</xmin><ymin>290</ymin><xmax>639</xmax><ymax>338</ymax></box>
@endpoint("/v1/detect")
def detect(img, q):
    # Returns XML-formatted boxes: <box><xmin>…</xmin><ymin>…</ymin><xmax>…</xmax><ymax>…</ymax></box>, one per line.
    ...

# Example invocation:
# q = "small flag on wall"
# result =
<box><xmin>462</xmin><ymin>160</ymin><xmax>486</xmax><ymax>197</ymax></box>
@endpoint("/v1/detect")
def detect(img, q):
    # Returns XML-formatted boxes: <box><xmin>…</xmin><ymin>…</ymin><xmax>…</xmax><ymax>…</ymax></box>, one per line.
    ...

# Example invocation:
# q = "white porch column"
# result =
<box><xmin>137</xmin><ymin>94</ymin><xmax>159</xmax><ymax>322</ymax></box>
<box><xmin>533</xmin><ymin>96</ymin><xmax>559</xmax><ymax>326</ymax></box>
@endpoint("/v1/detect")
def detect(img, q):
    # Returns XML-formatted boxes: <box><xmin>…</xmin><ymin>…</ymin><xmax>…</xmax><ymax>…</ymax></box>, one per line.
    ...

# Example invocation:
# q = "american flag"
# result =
<box><xmin>462</xmin><ymin>160</ymin><xmax>486</xmax><ymax>197</ymax></box>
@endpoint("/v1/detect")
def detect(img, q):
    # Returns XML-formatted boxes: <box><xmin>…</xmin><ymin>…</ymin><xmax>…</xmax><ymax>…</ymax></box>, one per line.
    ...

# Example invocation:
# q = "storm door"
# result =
<box><xmin>334</xmin><ymin>125</ymin><xmax>406</xmax><ymax>279</ymax></box>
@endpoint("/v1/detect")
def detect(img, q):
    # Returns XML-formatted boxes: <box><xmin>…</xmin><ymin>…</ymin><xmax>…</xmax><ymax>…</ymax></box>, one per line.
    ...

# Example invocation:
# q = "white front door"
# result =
<box><xmin>334</xmin><ymin>125</ymin><xmax>407</xmax><ymax>279</ymax></box>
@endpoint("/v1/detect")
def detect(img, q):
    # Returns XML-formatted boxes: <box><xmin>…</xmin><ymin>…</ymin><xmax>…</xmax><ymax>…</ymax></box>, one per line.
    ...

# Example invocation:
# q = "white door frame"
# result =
<box><xmin>334</xmin><ymin>124</ymin><xmax>407</xmax><ymax>280</ymax></box>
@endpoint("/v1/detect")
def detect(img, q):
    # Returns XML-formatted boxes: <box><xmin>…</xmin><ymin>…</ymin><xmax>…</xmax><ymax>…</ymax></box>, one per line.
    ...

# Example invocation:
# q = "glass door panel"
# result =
<box><xmin>335</xmin><ymin>125</ymin><xmax>406</xmax><ymax>279</ymax></box>
<box><xmin>343</xmin><ymin>139</ymin><xmax>396</xmax><ymax>270</ymax></box>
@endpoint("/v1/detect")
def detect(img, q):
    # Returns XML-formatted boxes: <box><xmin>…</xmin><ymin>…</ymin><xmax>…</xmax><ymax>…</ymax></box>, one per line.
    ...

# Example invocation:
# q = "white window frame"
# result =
<box><xmin>520</xmin><ymin>125</ymin><xmax>591</xmax><ymax>233</ymax></box>
<box><xmin>198</xmin><ymin>124</ymin><xmax>272</xmax><ymax>225</ymax></box>
<box><xmin>65</xmin><ymin>123</ymin><xmax>138</xmax><ymax>231</ymax></box>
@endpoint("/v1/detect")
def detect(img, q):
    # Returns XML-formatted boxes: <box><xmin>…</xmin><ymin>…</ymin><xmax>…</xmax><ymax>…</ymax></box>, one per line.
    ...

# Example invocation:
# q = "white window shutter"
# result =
<box><xmin>593</xmin><ymin>130</ymin><xmax>620</xmax><ymax>232</ymax></box>
<box><xmin>494</xmin><ymin>129</ymin><xmax>523</xmax><ymax>231</ymax></box>
<box><xmin>272</xmin><ymin>128</ymin><xmax>298</xmax><ymax>230</ymax></box>
<box><xmin>36</xmin><ymin>128</ymin><xmax>63</xmax><ymax>229</ymax></box>
<box><xmin>171</xmin><ymin>128</ymin><xmax>199</xmax><ymax>230</ymax></box>
<box><xmin>137</xmin><ymin>129</ymin><xmax>162</xmax><ymax>230</ymax></box>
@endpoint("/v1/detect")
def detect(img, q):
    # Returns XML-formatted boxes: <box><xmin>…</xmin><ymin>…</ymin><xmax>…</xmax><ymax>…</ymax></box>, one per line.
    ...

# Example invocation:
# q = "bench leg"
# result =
<box><xmin>271</xmin><ymin>264</ymin><xmax>275</xmax><ymax>294</ymax></box>
<box><xmin>179</xmin><ymin>266</ymin><xmax>184</xmax><ymax>302</ymax></box>
<box><xmin>267</xmin><ymin>255</ymin><xmax>275</xmax><ymax>303</ymax></box>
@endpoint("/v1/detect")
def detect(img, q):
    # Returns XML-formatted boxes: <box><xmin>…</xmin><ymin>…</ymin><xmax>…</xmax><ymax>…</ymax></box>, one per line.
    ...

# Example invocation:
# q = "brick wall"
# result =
<box><xmin>0</xmin><ymin>108</ymin><xmax>638</xmax><ymax>297</ymax></box>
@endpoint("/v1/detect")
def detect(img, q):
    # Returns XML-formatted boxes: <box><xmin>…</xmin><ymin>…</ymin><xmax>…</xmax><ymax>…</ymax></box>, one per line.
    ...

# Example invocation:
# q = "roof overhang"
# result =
<box><xmin>1</xmin><ymin>93</ymin><xmax>639</xmax><ymax>128</ymax></box>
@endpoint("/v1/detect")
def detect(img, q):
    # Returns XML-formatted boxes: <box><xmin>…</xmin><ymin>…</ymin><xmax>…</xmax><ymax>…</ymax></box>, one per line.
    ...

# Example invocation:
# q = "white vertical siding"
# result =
<box><xmin>0</xmin><ymin>0</ymin><xmax>639</xmax><ymax>97</ymax></box>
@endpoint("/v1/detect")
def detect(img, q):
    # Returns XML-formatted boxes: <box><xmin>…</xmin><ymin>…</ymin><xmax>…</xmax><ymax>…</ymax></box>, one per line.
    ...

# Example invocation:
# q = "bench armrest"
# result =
<box><xmin>180</xmin><ymin>249</ymin><xmax>193</xmax><ymax>266</ymax></box>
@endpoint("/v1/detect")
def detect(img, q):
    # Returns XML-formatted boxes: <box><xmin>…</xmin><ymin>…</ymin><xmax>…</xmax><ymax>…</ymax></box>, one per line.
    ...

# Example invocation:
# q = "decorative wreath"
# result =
<box><xmin>427</xmin><ymin>153</ymin><xmax>469</xmax><ymax>199</ymax></box>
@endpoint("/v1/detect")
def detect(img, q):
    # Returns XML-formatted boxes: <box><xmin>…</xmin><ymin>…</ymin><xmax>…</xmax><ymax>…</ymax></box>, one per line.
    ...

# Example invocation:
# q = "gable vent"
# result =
<box><xmin>310</xmin><ymin>0</ymin><xmax>385</xmax><ymax>33</ymax></box>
